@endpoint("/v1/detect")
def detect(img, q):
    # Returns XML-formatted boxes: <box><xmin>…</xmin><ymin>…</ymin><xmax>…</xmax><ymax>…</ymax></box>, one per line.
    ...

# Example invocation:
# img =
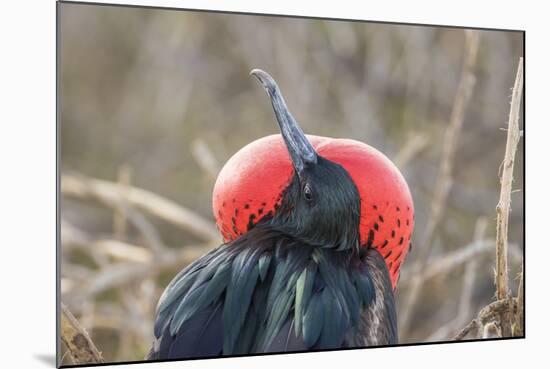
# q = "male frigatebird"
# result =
<box><xmin>147</xmin><ymin>69</ymin><xmax>414</xmax><ymax>360</ymax></box>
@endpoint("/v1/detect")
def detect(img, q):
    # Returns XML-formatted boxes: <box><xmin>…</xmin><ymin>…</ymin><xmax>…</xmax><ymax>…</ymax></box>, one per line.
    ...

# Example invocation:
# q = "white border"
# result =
<box><xmin>1</xmin><ymin>0</ymin><xmax>547</xmax><ymax>368</ymax></box>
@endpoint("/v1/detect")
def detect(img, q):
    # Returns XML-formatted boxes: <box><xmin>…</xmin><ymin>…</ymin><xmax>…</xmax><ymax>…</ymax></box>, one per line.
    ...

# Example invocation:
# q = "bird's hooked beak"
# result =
<box><xmin>251</xmin><ymin>69</ymin><xmax>318</xmax><ymax>177</ymax></box>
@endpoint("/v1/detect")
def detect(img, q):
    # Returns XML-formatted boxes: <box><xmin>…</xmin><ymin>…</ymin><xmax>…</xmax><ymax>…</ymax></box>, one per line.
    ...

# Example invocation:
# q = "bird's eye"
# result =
<box><xmin>303</xmin><ymin>183</ymin><xmax>313</xmax><ymax>202</ymax></box>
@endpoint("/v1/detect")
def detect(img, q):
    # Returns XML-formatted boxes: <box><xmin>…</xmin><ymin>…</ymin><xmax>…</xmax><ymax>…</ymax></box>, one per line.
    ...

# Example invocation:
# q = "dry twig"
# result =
<box><xmin>453</xmin><ymin>319</ymin><xmax>480</xmax><ymax>341</ymax></box>
<box><xmin>191</xmin><ymin>138</ymin><xmax>221</xmax><ymax>180</ymax></box>
<box><xmin>113</xmin><ymin>165</ymin><xmax>132</xmax><ymax>241</ymax></box>
<box><xmin>452</xmin><ymin>57</ymin><xmax>524</xmax><ymax>341</ymax></box>
<box><xmin>61</xmin><ymin>303</ymin><xmax>104</xmax><ymax>364</ymax></box>
<box><xmin>62</xmin><ymin>220</ymin><xmax>154</xmax><ymax>264</ymax></box>
<box><xmin>400</xmin><ymin>30</ymin><xmax>480</xmax><ymax>335</ymax></box>
<box><xmin>457</xmin><ymin>218</ymin><xmax>487</xmax><ymax>323</ymax></box>
<box><xmin>400</xmin><ymin>238</ymin><xmax>521</xmax><ymax>287</ymax></box>
<box><xmin>453</xmin><ymin>298</ymin><xmax>517</xmax><ymax>340</ymax></box>
<box><xmin>494</xmin><ymin>57</ymin><xmax>523</xmax><ymax>336</ymax></box>
<box><xmin>394</xmin><ymin>133</ymin><xmax>429</xmax><ymax>169</ymax></box>
<box><xmin>62</xmin><ymin>243</ymin><xmax>212</xmax><ymax>304</ymax></box>
<box><xmin>426</xmin><ymin>218</ymin><xmax>488</xmax><ymax>341</ymax></box>
<box><xmin>514</xmin><ymin>264</ymin><xmax>524</xmax><ymax>336</ymax></box>
<box><xmin>62</xmin><ymin>172</ymin><xmax>220</xmax><ymax>242</ymax></box>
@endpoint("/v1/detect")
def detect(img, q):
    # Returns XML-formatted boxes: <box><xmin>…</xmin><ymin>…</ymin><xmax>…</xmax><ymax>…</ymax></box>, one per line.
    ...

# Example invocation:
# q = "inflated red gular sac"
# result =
<box><xmin>148</xmin><ymin>69</ymin><xmax>414</xmax><ymax>361</ymax></box>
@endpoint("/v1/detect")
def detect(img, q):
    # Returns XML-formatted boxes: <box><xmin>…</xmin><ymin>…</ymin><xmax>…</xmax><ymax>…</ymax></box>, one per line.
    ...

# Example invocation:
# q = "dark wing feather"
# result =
<box><xmin>264</xmin><ymin>319</ymin><xmax>307</xmax><ymax>352</ymax></box>
<box><xmin>148</xmin><ymin>245</ymin><xmax>234</xmax><ymax>360</ymax></box>
<box><xmin>148</xmin><ymin>230</ymin><xmax>397</xmax><ymax>360</ymax></box>
<box><xmin>167</xmin><ymin>303</ymin><xmax>224</xmax><ymax>358</ymax></box>
<box><xmin>345</xmin><ymin>248</ymin><xmax>397</xmax><ymax>347</ymax></box>
<box><xmin>318</xmin><ymin>288</ymin><xmax>346</xmax><ymax>348</ymax></box>
<box><xmin>223</xmin><ymin>246</ymin><xmax>263</xmax><ymax>353</ymax></box>
<box><xmin>148</xmin><ymin>232</ymin><xmax>274</xmax><ymax>360</ymax></box>
<box><xmin>301</xmin><ymin>291</ymin><xmax>324</xmax><ymax>347</ymax></box>
<box><xmin>153</xmin><ymin>246</ymin><xmax>224</xmax><ymax>338</ymax></box>
<box><xmin>147</xmin><ymin>303</ymin><xmax>223</xmax><ymax>360</ymax></box>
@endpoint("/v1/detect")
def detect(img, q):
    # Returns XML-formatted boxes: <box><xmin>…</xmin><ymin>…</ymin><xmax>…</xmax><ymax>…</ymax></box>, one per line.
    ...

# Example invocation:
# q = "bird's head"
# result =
<box><xmin>212</xmin><ymin>69</ymin><xmax>414</xmax><ymax>289</ymax></box>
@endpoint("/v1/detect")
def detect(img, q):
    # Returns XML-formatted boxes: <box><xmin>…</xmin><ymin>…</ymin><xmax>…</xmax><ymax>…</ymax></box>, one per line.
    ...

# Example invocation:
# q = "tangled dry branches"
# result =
<box><xmin>452</xmin><ymin>56</ymin><xmax>524</xmax><ymax>340</ymax></box>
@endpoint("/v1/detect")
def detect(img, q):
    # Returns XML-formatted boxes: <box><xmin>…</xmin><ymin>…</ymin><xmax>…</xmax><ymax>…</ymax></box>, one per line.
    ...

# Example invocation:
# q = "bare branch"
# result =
<box><xmin>62</xmin><ymin>172</ymin><xmax>220</xmax><ymax>242</ymax></box>
<box><xmin>67</xmin><ymin>304</ymin><xmax>152</xmax><ymax>342</ymax></box>
<box><xmin>62</xmin><ymin>220</ymin><xmax>154</xmax><ymax>264</ymax></box>
<box><xmin>125</xmin><ymin>208</ymin><xmax>166</xmax><ymax>253</ymax></box>
<box><xmin>113</xmin><ymin>164</ymin><xmax>132</xmax><ymax>241</ymax></box>
<box><xmin>61</xmin><ymin>218</ymin><xmax>109</xmax><ymax>267</ymax></box>
<box><xmin>421</xmin><ymin>30</ymin><xmax>480</xmax><ymax>255</ymax></box>
<box><xmin>394</xmin><ymin>133</ymin><xmax>429</xmax><ymax>168</ymax></box>
<box><xmin>399</xmin><ymin>239</ymin><xmax>522</xmax><ymax>286</ymax></box>
<box><xmin>453</xmin><ymin>298</ymin><xmax>517</xmax><ymax>340</ymax></box>
<box><xmin>191</xmin><ymin>138</ymin><xmax>221</xmax><ymax>180</ymax></box>
<box><xmin>453</xmin><ymin>319</ymin><xmax>480</xmax><ymax>341</ymax></box>
<box><xmin>61</xmin><ymin>303</ymin><xmax>104</xmax><ymax>364</ymax></box>
<box><xmin>494</xmin><ymin>57</ymin><xmax>523</xmax><ymax>336</ymax></box>
<box><xmin>456</xmin><ymin>218</ymin><xmax>487</xmax><ymax>323</ymax></box>
<box><xmin>400</xmin><ymin>30</ymin><xmax>480</xmax><ymax>335</ymax></box>
<box><xmin>62</xmin><ymin>243</ymin><xmax>214</xmax><ymax>304</ymax></box>
<box><xmin>94</xmin><ymin>240</ymin><xmax>153</xmax><ymax>264</ymax></box>
<box><xmin>513</xmin><ymin>263</ymin><xmax>524</xmax><ymax>336</ymax></box>
<box><xmin>425</xmin><ymin>218</ymin><xmax>486</xmax><ymax>342</ymax></box>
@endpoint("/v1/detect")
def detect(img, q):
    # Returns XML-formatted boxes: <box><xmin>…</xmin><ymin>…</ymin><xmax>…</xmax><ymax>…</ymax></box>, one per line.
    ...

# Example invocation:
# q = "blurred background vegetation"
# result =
<box><xmin>59</xmin><ymin>2</ymin><xmax>524</xmax><ymax>364</ymax></box>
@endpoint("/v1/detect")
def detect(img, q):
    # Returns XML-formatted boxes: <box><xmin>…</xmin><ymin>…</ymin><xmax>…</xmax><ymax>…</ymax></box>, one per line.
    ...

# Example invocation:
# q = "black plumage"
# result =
<box><xmin>147</xmin><ymin>158</ymin><xmax>397</xmax><ymax>360</ymax></box>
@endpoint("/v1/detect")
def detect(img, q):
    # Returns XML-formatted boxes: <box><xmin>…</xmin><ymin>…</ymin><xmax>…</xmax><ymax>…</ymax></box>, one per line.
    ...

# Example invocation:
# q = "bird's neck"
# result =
<box><xmin>258</xmin><ymin>211</ymin><xmax>361</xmax><ymax>253</ymax></box>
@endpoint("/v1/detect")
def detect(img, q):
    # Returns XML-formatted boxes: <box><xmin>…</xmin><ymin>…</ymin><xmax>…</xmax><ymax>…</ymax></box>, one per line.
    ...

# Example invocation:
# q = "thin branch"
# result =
<box><xmin>60</xmin><ymin>219</ymin><xmax>214</xmax><ymax>305</ymax></box>
<box><xmin>394</xmin><ymin>133</ymin><xmax>429</xmax><ymax>168</ymax></box>
<box><xmin>399</xmin><ymin>239</ymin><xmax>522</xmax><ymax>286</ymax></box>
<box><xmin>494</xmin><ymin>57</ymin><xmax>523</xmax><ymax>336</ymax></box>
<box><xmin>60</xmin><ymin>347</ymin><xmax>74</xmax><ymax>365</ymax></box>
<box><xmin>61</xmin><ymin>219</ymin><xmax>109</xmax><ymax>268</ymax></box>
<box><xmin>125</xmin><ymin>208</ymin><xmax>166</xmax><ymax>253</ymax></box>
<box><xmin>513</xmin><ymin>263</ymin><xmax>524</xmax><ymax>336</ymax></box>
<box><xmin>61</xmin><ymin>303</ymin><xmax>104</xmax><ymax>364</ymax></box>
<box><xmin>94</xmin><ymin>240</ymin><xmax>153</xmax><ymax>264</ymax></box>
<box><xmin>421</xmin><ymin>30</ymin><xmax>480</xmax><ymax>255</ymax></box>
<box><xmin>190</xmin><ymin>138</ymin><xmax>221</xmax><ymax>180</ymax></box>
<box><xmin>457</xmin><ymin>218</ymin><xmax>487</xmax><ymax>323</ymax></box>
<box><xmin>66</xmin><ymin>204</ymin><xmax>167</xmax><ymax>254</ymax></box>
<box><xmin>62</xmin><ymin>172</ymin><xmax>220</xmax><ymax>242</ymax></box>
<box><xmin>425</xmin><ymin>218</ymin><xmax>485</xmax><ymax>342</ymax></box>
<box><xmin>453</xmin><ymin>319</ymin><xmax>480</xmax><ymax>341</ymax></box>
<box><xmin>61</xmin><ymin>263</ymin><xmax>94</xmax><ymax>280</ymax></box>
<box><xmin>453</xmin><ymin>298</ymin><xmax>517</xmax><ymax>340</ymax></box>
<box><xmin>62</xmin><ymin>243</ymin><xmax>213</xmax><ymax>304</ymax></box>
<box><xmin>61</xmin><ymin>220</ymin><xmax>153</xmax><ymax>264</ymax></box>
<box><xmin>400</xmin><ymin>30</ymin><xmax>480</xmax><ymax>335</ymax></box>
<box><xmin>67</xmin><ymin>304</ymin><xmax>152</xmax><ymax>342</ymax></box>
<box><xmin>113</xmin><ymin>164</ymin><xmax>132</xmax><ymax>241</ymax></box>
